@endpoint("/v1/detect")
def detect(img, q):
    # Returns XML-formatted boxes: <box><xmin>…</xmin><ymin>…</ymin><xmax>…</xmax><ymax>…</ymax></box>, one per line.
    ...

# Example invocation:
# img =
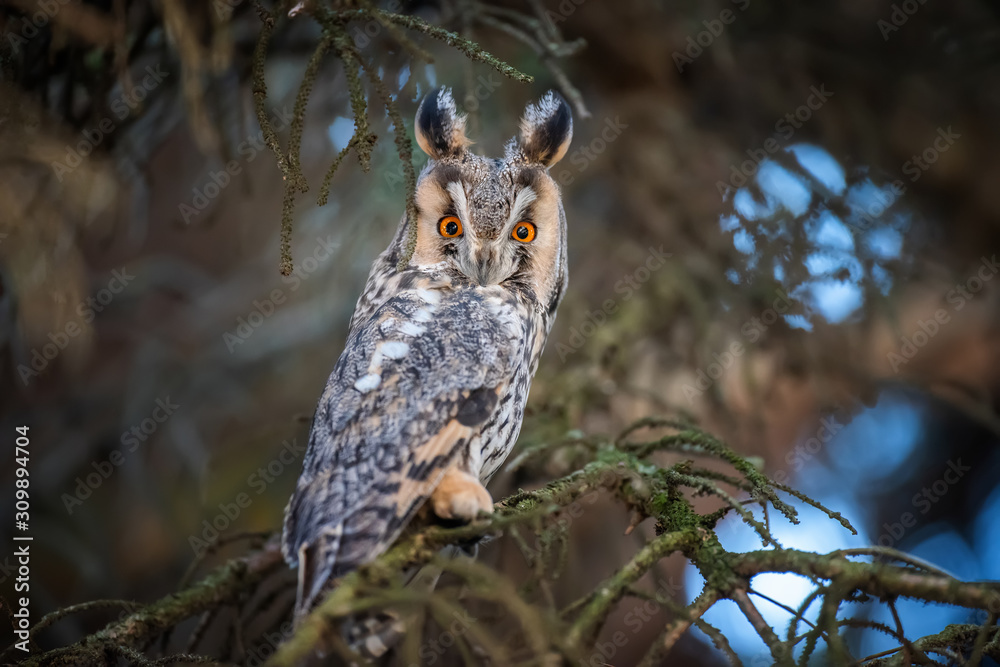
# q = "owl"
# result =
<box><xmin>282</xmin><ymin>87</ymin><xmax>573</xmax><ymax>619</ymax></box>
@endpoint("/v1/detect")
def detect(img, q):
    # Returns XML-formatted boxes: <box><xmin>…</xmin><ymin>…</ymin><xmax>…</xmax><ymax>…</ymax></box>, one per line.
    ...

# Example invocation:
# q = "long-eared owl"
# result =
<box><xmin>282</xmin><ymin>87</ymin><xmax>573</xmax><ymax>617</ymax></box>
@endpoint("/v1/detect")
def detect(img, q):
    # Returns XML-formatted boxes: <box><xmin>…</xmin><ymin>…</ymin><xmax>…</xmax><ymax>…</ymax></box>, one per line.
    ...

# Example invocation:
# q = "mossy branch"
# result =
<box><xmin>13</xmin><ymin>419</ymin><xmax>1000</xmax><ymax>666</ymax></box>
<box><xmin>263</xmin><ymin>421</ymin><xmax>1000</xmax><ymax>666</ymax></box>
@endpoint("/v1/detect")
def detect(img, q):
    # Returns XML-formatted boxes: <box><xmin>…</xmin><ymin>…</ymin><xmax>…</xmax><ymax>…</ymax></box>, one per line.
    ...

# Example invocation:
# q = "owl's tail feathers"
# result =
<box><xmin>291</xmin><ymin>542</ymin><xmax>479</xmax><ymax>661</ymax></box>
<box><xmin>345</xmin><ymin>563</ymin><xmax>444</xmax><ymax>659</ymax></box>
<box><xmin>288</xmin><ymin>549</ymin><xmax>447</xmax><ymax>659</ymax></box>
<box><xmin>293</xmin><ymin>528</ymin><xmax>343</xmax><ymax>622</ymax></box>
<box><xmin>346</xmin><ymin>546</ymin><xmax>478</xmax><ymax>660</ymax></box>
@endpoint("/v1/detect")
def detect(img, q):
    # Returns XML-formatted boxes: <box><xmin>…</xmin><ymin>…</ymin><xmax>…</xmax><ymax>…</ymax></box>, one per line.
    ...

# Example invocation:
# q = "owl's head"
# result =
<box><xmin>406</xmin><ymin>88</ymin><xmax>573</xmax><ymax>312</ymax></box>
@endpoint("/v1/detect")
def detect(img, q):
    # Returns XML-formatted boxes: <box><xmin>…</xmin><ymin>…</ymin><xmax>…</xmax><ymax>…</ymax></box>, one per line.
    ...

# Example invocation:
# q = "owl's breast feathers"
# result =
<box><xmin>282</xmin><ymin>283</ymin><xmax>527</xmax><ymax>615</ymax></box>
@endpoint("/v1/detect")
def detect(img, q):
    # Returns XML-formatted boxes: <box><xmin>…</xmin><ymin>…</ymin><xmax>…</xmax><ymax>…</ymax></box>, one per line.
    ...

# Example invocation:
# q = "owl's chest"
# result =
<box><xmin>469</xmin><ymin>308</ymin><xmax>548</xmax><ymax>482</ymax></box>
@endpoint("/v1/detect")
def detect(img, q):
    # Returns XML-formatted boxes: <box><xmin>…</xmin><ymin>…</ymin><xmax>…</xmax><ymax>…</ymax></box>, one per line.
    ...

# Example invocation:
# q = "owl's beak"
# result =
<box><xmin>469</xmin><ymin>246</ymin><xmax>501</xmax><ymax>286</ymax></box>
<box><xmin>473</xmin><ymin>263</ymin><xmax>494</xmax><ymax>287</ymax></box>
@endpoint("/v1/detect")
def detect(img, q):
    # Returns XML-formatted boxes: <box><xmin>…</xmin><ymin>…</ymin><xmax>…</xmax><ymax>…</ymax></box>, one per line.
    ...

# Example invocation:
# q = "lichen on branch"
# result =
<box><xmin>11</xmin><ymin>419</ymin><xmax>1000</xmax><ymax>666</ymax></box>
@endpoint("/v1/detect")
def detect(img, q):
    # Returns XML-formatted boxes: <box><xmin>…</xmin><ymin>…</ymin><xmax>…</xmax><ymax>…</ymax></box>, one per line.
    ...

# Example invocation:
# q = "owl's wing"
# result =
<box><xmin>281</xmin><ymin>287</ymin><xmax>520</xmax><ymax>615</ymax></box>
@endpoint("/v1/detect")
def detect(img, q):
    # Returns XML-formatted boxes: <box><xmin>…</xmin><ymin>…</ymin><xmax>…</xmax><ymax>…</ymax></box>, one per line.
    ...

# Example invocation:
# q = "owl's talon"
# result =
<box><xmin>431</xmin><ymin>469</ymin><xmax>494</xmax><ymax>522</ymax></box>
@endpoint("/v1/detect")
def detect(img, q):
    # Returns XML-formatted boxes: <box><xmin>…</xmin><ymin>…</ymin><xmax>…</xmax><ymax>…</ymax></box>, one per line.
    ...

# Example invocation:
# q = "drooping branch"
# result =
<box><xmin>246</xmin><ymin>0</ymin><xmax>596</xmax><ymax>275</ymax></box>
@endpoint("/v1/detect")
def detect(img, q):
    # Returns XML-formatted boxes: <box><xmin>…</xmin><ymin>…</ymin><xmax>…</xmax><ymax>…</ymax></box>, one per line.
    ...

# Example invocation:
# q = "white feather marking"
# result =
<box><xmin>379</xmin><ymin>318</ymin><xmax>397</xmax><ymax>333</ymax></box>
<box><xmin>508</xmin><ymin>186</ymin><xmax>537</xmax><ymax>227</ymax></box>
<box><xmin>398</xmin><ymin>321</ymin><xmax>426</xmax><ymax>336</ymax></box>
<box><xmin>416</xmin><ymin>288</ymin><xmax>441</xmax><ymax>305</ymax></box>
<box><xmin>380</xmin><ymin>341</ymin><xmax>410</xmax><ymax>359</ymax></box>
<box><xmin>446</xmin><ymin>181</ymin><xmax>471</xmax><ymax>232</ymax></box>
<box><xmin>412</xmin><ymin>308</ymin><xmax>433</xmax><ymax>323</ymax></box>
<box><xmin>354</xmin><ymin>374</ymin><xmax>381</xmax><ymax>393</ymax></box>
<box><xmin>485</xmin><ymin>296</ymin><xmax>507</xmax><ymax>315</ymax></box>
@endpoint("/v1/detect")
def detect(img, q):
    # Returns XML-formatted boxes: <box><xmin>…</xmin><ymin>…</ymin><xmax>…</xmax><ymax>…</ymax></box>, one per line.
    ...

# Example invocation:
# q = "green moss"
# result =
<box><xmin>21</xmin><ymin>420</ymin><xmax>1000</xmax><ymax>667</ymax></box>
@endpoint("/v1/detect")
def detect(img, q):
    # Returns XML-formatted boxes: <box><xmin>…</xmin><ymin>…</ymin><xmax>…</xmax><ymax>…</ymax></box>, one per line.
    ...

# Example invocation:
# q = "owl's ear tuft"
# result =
<box><xmin>414</xmin><ymin>88</ymin><xmax>470</xmax><ymax>159</ymax></box>
<box><xmin>517</xmin><ymin>90</ymin><xmax>573</xmax><ymax>167</ymax></box>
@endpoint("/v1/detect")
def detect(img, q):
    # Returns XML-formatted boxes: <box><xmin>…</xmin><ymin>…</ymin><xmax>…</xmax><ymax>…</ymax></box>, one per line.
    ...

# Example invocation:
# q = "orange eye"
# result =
<box><xmin>438</xmin><ymin>216</ymin><xmax>463</xmax><ymax>238</ymax></box>
<box><xmin>511</xmin><ymin>221</ymin><xmax>536</xmax><ymax>243</ymax></box>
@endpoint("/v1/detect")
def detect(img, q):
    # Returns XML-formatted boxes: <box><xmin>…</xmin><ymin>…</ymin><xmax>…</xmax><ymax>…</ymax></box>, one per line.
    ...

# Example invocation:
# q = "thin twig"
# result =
<box><xmin>637</xmin><ymin>588</ymin><xmax>719</xmax><ymax>667</ymax></box>
<box><xmin>732</xmin><ymin>588</ymin><xmax>794</xmax><ymax>666</ymax></box>
<box><xmin>834</xmin><ymin>547</ymin><xmax>958</xmax><ymax>579</ymax></box>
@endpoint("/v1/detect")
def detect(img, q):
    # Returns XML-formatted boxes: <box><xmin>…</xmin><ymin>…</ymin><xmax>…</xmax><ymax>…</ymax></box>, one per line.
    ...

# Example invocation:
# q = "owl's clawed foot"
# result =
<box><xmin>431</xmin><ymin>469</ymin><xmax>493</xmax><ymax>522</ymax></box>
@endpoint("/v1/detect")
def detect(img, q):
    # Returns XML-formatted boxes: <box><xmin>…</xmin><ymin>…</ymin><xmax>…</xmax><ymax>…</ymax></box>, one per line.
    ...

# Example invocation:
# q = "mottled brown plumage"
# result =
<box><xmin>282</xmin><ymin>88</ymin><xmax>573</xmax><ymax>620</ymax></box>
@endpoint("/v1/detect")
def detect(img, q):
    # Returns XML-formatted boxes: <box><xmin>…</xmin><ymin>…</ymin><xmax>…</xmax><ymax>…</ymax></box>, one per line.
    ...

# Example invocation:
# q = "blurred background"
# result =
<box><xmin>1</xmin><ymin>0</ymin><xmax>999</xmax><ymax>664</ymax></box>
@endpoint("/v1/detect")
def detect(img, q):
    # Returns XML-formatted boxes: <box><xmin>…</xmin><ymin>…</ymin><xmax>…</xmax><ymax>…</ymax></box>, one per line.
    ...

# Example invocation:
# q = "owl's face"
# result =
<box><xmin>407</xmin><ymin>89</ymin><xmax>573</xmax><ymax>312</ymax></box>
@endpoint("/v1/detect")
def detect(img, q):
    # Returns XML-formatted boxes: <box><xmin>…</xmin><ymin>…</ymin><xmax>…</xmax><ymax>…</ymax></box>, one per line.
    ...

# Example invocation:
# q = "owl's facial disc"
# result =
<box><xmin>445</xmin><ymin>178</ymin><xmax>538</xmax><ymax>287</ymax></box>
<box><xmin>406</xmin><ymin>87</ymin><xmax>572</xmax><ymax>303</ymax></box>
<box><xmin>412</xmin><ymin>160</ymin><xmax>564</xmax><ymax>302</ymax></box>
